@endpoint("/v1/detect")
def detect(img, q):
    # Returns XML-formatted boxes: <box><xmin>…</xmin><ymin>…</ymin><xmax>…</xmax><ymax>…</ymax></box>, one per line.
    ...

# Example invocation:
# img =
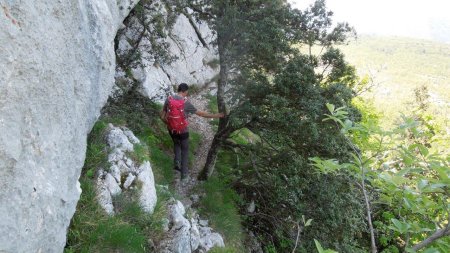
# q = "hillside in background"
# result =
<box><xmin>338</xmin><ymin>35</ymin><xmax>450</xmax><ymax>128</ymax></box>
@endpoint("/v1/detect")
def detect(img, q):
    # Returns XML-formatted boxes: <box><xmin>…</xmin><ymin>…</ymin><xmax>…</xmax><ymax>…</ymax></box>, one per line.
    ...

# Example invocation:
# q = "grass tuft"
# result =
<box><xmin>199</xmin><ymin>176</ymin><xmax>245</xmax><ymax>251</ymax></box>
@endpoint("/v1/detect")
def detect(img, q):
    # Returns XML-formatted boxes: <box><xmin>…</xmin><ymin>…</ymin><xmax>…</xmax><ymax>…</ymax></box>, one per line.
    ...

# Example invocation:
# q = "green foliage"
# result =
<box><xmin>320</xmin><ymin>48</ymin><xmax>358</xmax><ymax>87</ymax></box>
<box><xmin>319</xmin><ymin>102</ymin><xmax>450</xmax><ymax>252</ymax></box>
<box><xmin>292</xmin><ymin>0</ymin><xmax>355</xmax><ymax>47</ymax></box>
<box><xmin>314</xmin><ymin>239</ymin><xmax>339</xmax><ymax>253</ymax></box>
<box><xmin>217</xmin><ymin>135</ymin><xmax>368</xmax><ymax>252</ymax></box>
<box><xmin>186</xmin><ymin>1</ymin><xmax>370</xmax><ymax>251</ymax></box>
<box><xmin>264</xmin><ymin>244</ymin><xmax>278</xmax><ymax>253</ymax></box>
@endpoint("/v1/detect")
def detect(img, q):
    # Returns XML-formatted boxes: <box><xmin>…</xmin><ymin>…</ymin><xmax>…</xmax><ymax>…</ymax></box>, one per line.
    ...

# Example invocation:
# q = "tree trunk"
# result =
<box><xmin>198</xmin><ymin>31</ymin><xmax>230</xmax><ymax>180</ymax></box>
<box><xmin>215</xmin><ymin>32</ymin><xmax>228</xmax><ymax>116</ymax></box>
<box><xmin>198</xmin><ymin>135</ymin><xmax>222</xmax><ymax>180</ymax></box>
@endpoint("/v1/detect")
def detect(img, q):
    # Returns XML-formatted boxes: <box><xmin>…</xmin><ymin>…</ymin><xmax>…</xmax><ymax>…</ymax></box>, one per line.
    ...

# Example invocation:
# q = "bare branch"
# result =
<box><xmin>292</xmin><ymin>221</ymin><xmax>301</xmax><ymax>253</ymax></box>
<box><xmin>412</xmin><ymin>226</ymin><xmax>450</xmax><ymax>251</ymax></box>
<box><xmin>183</xmin><ymin>8</ymin><xmax>209</xmax><ymax>48</ymax></box>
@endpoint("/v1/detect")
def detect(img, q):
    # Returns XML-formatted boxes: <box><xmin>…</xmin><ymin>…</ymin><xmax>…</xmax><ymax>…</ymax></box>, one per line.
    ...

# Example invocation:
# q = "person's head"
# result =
<box><xmin>177</xmin><ymin>83</ymin><xmax>189</xmax><ymax>96</ymax></box>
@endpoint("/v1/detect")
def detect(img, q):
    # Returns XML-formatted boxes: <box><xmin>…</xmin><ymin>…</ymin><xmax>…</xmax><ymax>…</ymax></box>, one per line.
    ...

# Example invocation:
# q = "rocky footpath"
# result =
<box><xmin>158</xmin><ymin>199</ymin><xmax>225</xmax><ymax>253</ymax></box>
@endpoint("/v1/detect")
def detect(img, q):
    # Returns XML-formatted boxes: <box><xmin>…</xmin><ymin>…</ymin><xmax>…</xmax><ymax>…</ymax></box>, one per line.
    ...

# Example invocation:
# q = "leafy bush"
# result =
<box><xmin>318</xmin><ymin>102</ymin><xmax>450</xmax><ymax>252</ymax></box>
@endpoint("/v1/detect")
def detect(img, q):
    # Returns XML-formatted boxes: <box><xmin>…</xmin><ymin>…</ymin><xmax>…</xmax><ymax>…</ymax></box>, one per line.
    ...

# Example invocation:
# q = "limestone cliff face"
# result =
<box><xmin>138</xmin><ymin>11</ymin><xmax>218</xmax><ymax>100</ymax></box>
<box><xmin>0</xmin><ymin>1</ymin><xmax>137</xmax><ymax>252</ymax></box>
<box><xmin>115</xmin><ymin>1</ymin><xmax>218</xmax><ymax>101</ymax></box>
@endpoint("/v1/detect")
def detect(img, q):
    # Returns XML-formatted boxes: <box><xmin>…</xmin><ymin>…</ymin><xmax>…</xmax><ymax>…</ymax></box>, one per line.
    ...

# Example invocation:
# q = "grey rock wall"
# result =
<box><xmin>138</xmin><ymin>10</ymin><xmax>218</xmax><ymax>101</ymax></box>
<box><xmin>0</xmin><ymin>0</ymin><xmax>137</xmax><ymax>252</ymax></box>
<box><xmin>115</xmin><ymin>1</ymin><xmax>219</xmax><ymax>102</ymax></box>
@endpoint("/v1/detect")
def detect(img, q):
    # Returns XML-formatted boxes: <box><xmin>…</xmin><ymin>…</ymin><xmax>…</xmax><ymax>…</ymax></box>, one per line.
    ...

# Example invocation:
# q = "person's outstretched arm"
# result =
<box><xmin>195</xmin><ymin>111</ymin><xmax>224</xmax><ymax>118</ymax></box>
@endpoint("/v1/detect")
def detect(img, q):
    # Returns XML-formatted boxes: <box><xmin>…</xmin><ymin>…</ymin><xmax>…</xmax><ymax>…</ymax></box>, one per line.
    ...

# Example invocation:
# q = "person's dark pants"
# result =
<box><xmin>169</xmin><ymin>131</ymin><xmax>189</xmax><ymax>177</ymax></box>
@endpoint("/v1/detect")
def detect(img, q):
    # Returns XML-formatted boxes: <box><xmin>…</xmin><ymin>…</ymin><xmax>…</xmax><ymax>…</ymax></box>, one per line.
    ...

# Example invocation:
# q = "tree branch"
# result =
<box><xmin>412</xmin><ymin>226</ymin><xmax>450</xmax><ymax>251</ymax></box>
<box><xmin>187</xmin><ymin>3</ymin><xmax>214</xmax><ymax>19</ymax></box>
<box><xmin>292</xmin><ymin>221</ymin><xmax>301</xmax><ymax>253</ymax></box>
<box><xmin>183</xmin><ymin>8</ymin><xmax>209</xmax><ymax>48</ymax></box>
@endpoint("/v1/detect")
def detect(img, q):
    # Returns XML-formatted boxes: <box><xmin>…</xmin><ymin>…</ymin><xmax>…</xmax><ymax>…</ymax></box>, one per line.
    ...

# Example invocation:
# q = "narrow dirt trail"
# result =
<box><xmin>174</xmin><ymin>87</ymin><xmax>216</xmax><ymax>201</ymax></box>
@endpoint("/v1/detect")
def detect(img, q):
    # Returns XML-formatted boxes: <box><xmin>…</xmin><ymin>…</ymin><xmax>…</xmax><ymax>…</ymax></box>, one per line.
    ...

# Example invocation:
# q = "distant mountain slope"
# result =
<box><xmin>339</xmin><ymin>35</ymin><xmax>450</xmax><ymax>125</ymax></box>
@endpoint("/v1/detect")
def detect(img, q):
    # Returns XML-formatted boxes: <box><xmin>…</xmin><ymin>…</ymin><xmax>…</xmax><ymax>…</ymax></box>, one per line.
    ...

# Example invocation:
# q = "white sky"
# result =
<box><xmin>289</xmin><ymin>0</ymin><xmax>450</xmax><ymax>42</ymax></box>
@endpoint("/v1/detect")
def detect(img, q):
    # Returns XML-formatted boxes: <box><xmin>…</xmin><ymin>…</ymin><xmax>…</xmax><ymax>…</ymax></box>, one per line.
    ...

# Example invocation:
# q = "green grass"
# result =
<box><xmin>66</xmin><ymin>176</ymin><xmax>174</xmax><ymax>252</ymax></box>
<box><xmin>204</xmin><ymin>93</ymin><xmax>221</xmax><ymax>129</ymax></box>
<box><xmin>82</xmin><ymin>120</ymin><xmax>109</xmax><ymax>179</ymax></box>
<box><xmin>65</xmin><ymin>178</ymin><xmax>148</xmax><ymax>253</ymax></box>
<box><xmin>197</xmin><ymin>148</ymin><xmax>247</xmax><ymax>252</ymax></box>
<box><xmin>209</xmin><ymin>246</ymin><xmax>242</xmax><ymax>253</ymax></box>
<box><xmin>134</xmin><ymin>122</ymin><xmax>201</xmax><ymax>184</ymax></box>
<box><xmin>137</xmin><ymin>124</ymin><xmax>174</xmax><ymax>185</ymax></box>
<box><xmin>127</xmin><ymin>143</ymin><xmax>150</xmax><ymax>164</ymax></box>
<box><xmin>199</xmin><ymin>177</ymin><xmax>245</xmax><ymax>251</ymax></box>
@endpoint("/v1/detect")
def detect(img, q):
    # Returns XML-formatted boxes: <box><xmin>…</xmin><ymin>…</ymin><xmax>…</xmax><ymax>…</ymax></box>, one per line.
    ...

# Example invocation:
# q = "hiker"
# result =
<box><xmin>160</xmin><ymin>83</ymin><xmax>224</xmax><ymax>181</ymax></box>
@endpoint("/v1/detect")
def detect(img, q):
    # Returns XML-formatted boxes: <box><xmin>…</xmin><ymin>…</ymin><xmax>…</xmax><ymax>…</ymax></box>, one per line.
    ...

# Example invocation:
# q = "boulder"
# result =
<box><xmin>96</xmin><ymin>125</ymin><xmax>157</xmax><ymax>215</ymax></box>
<box><xmin>136</xmin><ymin>161</ymin><xmax>157</xmax><ymax>213</ymax></box>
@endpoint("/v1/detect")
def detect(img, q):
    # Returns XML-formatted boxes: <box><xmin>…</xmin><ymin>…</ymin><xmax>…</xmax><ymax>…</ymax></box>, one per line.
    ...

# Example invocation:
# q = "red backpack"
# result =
<box><xmin>166</xmin><ymin>96</ymin><xmax>188</xmax><ymax>134</ymax></box>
